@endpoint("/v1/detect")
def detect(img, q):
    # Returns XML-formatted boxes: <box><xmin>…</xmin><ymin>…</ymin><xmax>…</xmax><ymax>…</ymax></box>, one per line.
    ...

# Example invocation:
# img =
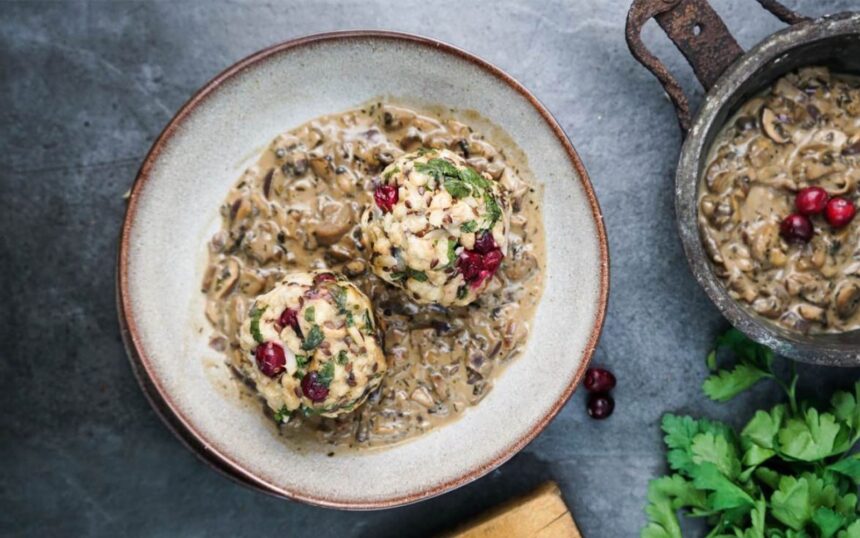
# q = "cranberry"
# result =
<box><xmin>255</xmin><ymin>342</ymin><xmax>286</xmax><ymax>377</ymax></box>
<box><xmin>825</xmin><ymin>197</ymin><xmax>856</xmax><ymax>229</ymax></box>
<box><xmin>780</xmin><ymin>213</ymin><xmax>813</xmax><ymax>243</ymax></box>
<box><xmin>457</xmin><ymin>245</ymin><xmax>505</xmax><ymax>289</ymax></box>
<box><xmin>279</xmin><ymin>307</ymin><xmax>301</xmax><ymax>336</ymax></box>
<box><xmin>313</xmin><ymin>272</ymin><xmax>336</xmax><ymax>285</ymax></box>
<box><xmin>473</xmin><ymin>231</ymin><xmax>497</xmax><ymax>254</ymax></box>
<box><xmin>795</xmin><ymin>186</ymin><xmax>829</xmax><ymax>215</ymax></box>
<box><xmin>300</xmin><ymin>371</ymin><xmax>330</xmax><ymax>402</ymax></box>
<box><xmin>584</xmin><ymin>367</ymin><xmax>616</xmax><ymax>392</ymax></box>
<box><xmin>587</xmin><ymin>393</ymin><xmax>614</xmax><ymax>420</ymax></box>
<box><xmin>457</xmin><ymin>250</ymin><xmax>484</xmax><ymax>282</ymax></box>
<box><xmin>374</xmin><ymin>184</ymin><xmax>398</xmax><ymax>213</ymax></box>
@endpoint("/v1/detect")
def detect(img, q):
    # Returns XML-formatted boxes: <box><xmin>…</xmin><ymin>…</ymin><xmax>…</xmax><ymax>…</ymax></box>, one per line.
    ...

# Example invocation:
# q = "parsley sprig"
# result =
<box><xmin>414</xmin><ymin>157</ymin><xmax>501</xmax><ymax>230</ymax></box>
<box><xmin>643</xmin><ymin>328</ymin><xmax>860</xmax><ymax>538</ymax></box>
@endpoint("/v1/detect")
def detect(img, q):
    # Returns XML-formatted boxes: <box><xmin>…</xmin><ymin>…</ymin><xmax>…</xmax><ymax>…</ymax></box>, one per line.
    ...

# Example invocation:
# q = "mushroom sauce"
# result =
<box><xmin>202</xmin><ymin>103</ymin><xmax>545</xmax><ymax>449</ymax></box>
<box><xmin>699</xmin><ymin>67</ymin><xmax>860</xmax><ymax>333</ymax></box>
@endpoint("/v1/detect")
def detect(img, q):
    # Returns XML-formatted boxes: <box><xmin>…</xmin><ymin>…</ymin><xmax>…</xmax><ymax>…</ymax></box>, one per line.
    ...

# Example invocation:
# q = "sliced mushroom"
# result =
<box><xmin>761</xmin><ymin>108</ymin><xmax>791</xmax><ymax>144</ymax></box>
<box><xmin>752</xmin><ymin>296</ymin><xmax>782</xmax><ymax>319</ymax></box>
<box><xmin>797</xmin><ymin>303</ymin><xmax>825</xmax><ymax>322</ymax></box>
<box><xmin>313</xmin><ymin>201</ymin><xmax>354</xmax><ymax>246</ymax></box>
<box><xmin>410</xmin><ymin>386</ymin><xmax>435</xmax><ymax>409</ymax></box>
<box><xmin>211</xmin><ymin>258</ymin><xmax>240</xmax><ymax>298</ymax></box>
<box><xmin>835</xmin><ymin>282</ymin><xmax>860</xmax><ymax>319</ymax></box>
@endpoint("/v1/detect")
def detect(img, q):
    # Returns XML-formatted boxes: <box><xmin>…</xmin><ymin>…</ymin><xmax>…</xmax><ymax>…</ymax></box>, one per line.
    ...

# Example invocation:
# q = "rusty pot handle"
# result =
<box><xmin>625</xmin><ymin>0</ymin><xmax>809</xmax><ymax>132</ymax></box>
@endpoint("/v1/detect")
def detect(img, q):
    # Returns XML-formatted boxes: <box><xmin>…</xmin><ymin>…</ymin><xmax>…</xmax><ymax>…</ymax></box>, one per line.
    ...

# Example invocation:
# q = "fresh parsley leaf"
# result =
<box><xmin>317</xmin><ymin>361</ymin><xmax>335</xmax><ymax>387</ymax></box>
<box><xmin>661</xmin><ymin>414</ymin><xmax>734</xmax><ymax>475</ymax></box>
<box><xmin>642</xmin><ymin>475</ymin><xmax>707</xmax><ymax>538</ymax></box>
<box><xmin>692</xmin><ymin>462</ymin><xmax>755</xmax><ymax>511</ymax></box>
<box><xmin>249</xmin><ymin>304</ymin><xmax>267</xmax><ymax>343</ymax></box>
<box><xmin>458</xmin><ymin>166</ymin><xmax>492</xmax><ymax>191</ymax></box>
<box><xmin>703</xmin><ymin>363</ymin><xmax>772</xmax><ymax>402</ymax></box>
<box><xmin>460</xmin><ymin>220</ymin><xmax>479</xmax><ymax>233</ymax></box>
<box><xmin>443</xmin><ymin>178</ymin><xmax>471</xmax><ymax>198</ymax></box>
<box><xmin>829</xmin><ymin>454</ymin><xmax>860</xmax><ymax>485</ymax></box>
<box><xmin>415</xmin><ymin>158</ymin><xmax>459</xmax><ymax>180</ymax></box>
<box><xmin>336</xmin><ymin>350</ymin><xmax>348</xmax><ymax>365</ymax></box>
<box><xmin>771</xmin><ymin>475</ymin><xmax>813</xmax><ymax>530</ymax></box>
<box><xmin>295</xmin><ymin>355</ymin><xmax>309</xmax><ymax>368</ymax></box>
<box><xmin>813</xmin><ymin>507</ymin><xmax>848</xmax><ymax>538</ymax></box>
<box><xmin>301</xmin><ymin>324</ymin><xmax>324</xmax><ymax>351</ymax></box>
<box><xmin>691</xmin><ymin>431</ymin><xmax>742</xmax><ymax>479</ymax></box>
<box><xmin>304</xmin><ymin>306</ymin><xmax>315</xmax><ymax>323</ymax></box>
<box><xmin>778</xmin><ymin>409</ymin><xmax>841</xmax><ymax>462</ymax></box>
<box><xmin>741</xmin><ymin>405</ymin><xmax>785</xmax><ymax>467</ymax></box>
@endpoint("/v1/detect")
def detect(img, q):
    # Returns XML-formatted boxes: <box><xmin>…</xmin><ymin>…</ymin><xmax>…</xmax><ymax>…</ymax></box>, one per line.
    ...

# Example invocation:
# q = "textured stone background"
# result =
<box><xmin>2</xmin><ymin>1</ymin><xmax>859</xmax><ymax>536</ymax></box>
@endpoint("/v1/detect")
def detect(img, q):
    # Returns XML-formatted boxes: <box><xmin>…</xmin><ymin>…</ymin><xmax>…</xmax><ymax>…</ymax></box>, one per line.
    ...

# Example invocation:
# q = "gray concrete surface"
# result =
<box><xmin>2</xmin><ymin>1</ymin><xmax>859</xmax><ymax>536</ymax></box>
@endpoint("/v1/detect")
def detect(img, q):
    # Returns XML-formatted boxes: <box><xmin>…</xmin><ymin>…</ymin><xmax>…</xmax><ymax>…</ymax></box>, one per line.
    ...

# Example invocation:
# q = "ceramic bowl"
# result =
<box><xmin>118</xmin><ymin>31</ymin><xmax>609</xmax><ymax>509</ymax></box>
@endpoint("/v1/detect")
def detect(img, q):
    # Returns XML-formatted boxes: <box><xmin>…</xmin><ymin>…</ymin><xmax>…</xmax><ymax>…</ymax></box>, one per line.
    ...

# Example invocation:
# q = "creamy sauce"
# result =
<box><xmin>699</xmin><ymin>68</ymin><xmax>860</xmax><ymax>333</ymax></box>
<box><xmin>202</xmin><ymin>102</ymin><xmax>545</xmax><ymax>449</ymax></box>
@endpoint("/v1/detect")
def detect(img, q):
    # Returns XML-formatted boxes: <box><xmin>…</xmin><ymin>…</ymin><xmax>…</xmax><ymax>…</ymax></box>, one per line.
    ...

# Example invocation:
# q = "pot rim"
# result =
<box><xmin>677</xmin><ymin>11</ymin><xmax>860</xmax><ymax>366</ymax></box>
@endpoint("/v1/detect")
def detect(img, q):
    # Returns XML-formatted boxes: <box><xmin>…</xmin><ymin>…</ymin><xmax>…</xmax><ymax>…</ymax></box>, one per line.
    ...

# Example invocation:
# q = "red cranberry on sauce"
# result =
<box><xmin>255</xmin><ymin>342</ymin><xmax>286</xmax><ymax>377</ymax></box>
<box><xmin>825</xmin><ymin>197</ymin><xmax>856</xmax><ymax>229</ymax></box>
<box><xmin>584</xmin><ymin>367</ymin><xmax>616</xmax><ymax>393</ymax></box>
<box><xmin>300</xmin><ymin>371</ymin><xmax>330</xmax><ymax>402</ymax></box>
<box><xmin>374</xmin><ymin>184</ymin><xmax>398</xmax><ymax>213</ymax></box>
<box><xmin>795</xmin><ymin>186</ymin><xmax>829</xmax><ymax>215</ymax></box>
<box><xmin>279</xmin><ymin>307</ymin><xmax>301</xmax><ymax>335</ymax></box>
<box><xmin>780</xmin><ymin>213</ymin><xmax>813</xmax><ymax>243</ymax></box>
<box><xmin>587</xmin><ymin>393</ymin><xmax>614</xmax><ymax>419</ymax></box>
<box><xmin>457</xmin><ymin>241</ymin><xmax>505</xmax><ymax>289</ymax></box>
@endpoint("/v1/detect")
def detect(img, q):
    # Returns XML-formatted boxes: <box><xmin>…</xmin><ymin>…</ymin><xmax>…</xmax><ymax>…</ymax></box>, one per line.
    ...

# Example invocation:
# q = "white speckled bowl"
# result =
<box><xmin>118</xmin><ymin>31</ymin><xmax>609</xmax><ymax>509</ymax></box>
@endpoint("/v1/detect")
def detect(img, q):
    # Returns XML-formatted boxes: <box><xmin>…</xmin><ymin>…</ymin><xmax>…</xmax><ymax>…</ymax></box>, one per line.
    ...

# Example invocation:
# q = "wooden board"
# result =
<box><xmin>443</xmin><ymin>482</ymin><xmax>582</xmax><ymax>538</ymax></box>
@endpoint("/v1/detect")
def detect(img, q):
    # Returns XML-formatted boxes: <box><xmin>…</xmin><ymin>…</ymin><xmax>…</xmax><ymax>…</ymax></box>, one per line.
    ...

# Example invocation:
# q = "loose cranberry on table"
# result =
<box><xmin>300</xmin><ymin>371</ymin><xmax>330</xmax><ymax>402</ymax></box>
<box><xmin>374</xmin><ymin>184</ymin><xmax>398</xmax><ymax>213</ymax></box>
<box><xmin>584</xmin><ymin>367</ymin><xmax>616</xmax><ymax>393</ymax></box>
<box><xmin>255</xmin><ymin>341</ymin><xmax>286</xmax><ymax>377</ymax></box>
<box><xmin>780</xmin><ymin>213</ymin><xmax>813</xmax><ymax>243</ymax></box>
<box><xmin>587</xmin><ymin>393</ymin><xmax>614</xmax><ymax>420</ymax></box>
<box><xmin>795</xmin><ymin>186</ymin><xmax>829</xmax><ymax>215</ymax></box>
<box><xmin>825</xmin><ymin>197</ymin><xmax>856</xmax><ymax>229</ymax></box>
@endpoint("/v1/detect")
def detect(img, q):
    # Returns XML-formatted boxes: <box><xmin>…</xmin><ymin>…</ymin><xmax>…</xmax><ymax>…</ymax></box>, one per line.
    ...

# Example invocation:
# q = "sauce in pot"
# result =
<box><xmin>699</xmin><ymin>68</ymin><xmax>860</xmax><ymax>333</ymax></box>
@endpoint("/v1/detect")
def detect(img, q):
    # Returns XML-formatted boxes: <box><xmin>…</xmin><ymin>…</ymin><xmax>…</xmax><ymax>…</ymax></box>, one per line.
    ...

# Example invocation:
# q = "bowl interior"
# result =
<box><xmin>677</xmin><ymin>13</ymin><xmax>860</xmax><ymax>366</ymax></box>
<box><xmin>120</xmin><ymin>33</ymin><xmax>607</xmax><ymax>507</ymax></box>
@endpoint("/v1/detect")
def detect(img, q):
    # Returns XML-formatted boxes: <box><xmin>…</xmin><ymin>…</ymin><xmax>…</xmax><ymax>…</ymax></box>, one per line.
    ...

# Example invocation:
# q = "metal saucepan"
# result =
<box><xmin>626</xmin><ymin>0</ymin><xmax>860</xmax><ymax>366</ymax></box>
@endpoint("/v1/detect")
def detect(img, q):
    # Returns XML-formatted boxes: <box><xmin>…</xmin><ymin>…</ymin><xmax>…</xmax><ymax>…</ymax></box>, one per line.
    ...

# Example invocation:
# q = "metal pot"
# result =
<box><xmin>626</xmin><ymin>0</ymin><xmax>860</xmax><ymax>366</ymax></box>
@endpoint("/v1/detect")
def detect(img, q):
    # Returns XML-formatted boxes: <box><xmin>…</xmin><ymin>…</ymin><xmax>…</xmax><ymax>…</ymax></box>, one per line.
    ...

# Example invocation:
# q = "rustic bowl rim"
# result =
<box><xmin>117</xmin><ymin>30</ymin><xmax>610</xmax><ymax>508</ymax></box>
<box><xmin>676</xmin><ymin>12</ymin><xmax>860</xmax><ymax>367</ymax></box>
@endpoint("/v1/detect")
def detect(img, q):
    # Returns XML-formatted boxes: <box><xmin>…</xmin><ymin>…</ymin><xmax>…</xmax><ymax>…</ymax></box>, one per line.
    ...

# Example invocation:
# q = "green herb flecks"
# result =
<box><xmin>273</xmin><ymin>405</ymin><xmax>290</xmax><ymax>423</ymax></box>
<box><xmin>336</xmin><ymin>350</ymin><xmax>349</xmax><ymax>365</ymax></box>
<box><xmin>460</xmin><ymin>220</ymin><xmax>479</xmax><ymax>233</ymax></box>
<box><xmin>362</xmin><ymin>310</ymin><xmax>374</xmax><ymax>336</ymax></box>
<box><xmin>457</xmin><ymin>285</ymin><xmax>468</xmax><ymax>299</ymax></box>
<box><xmin>346</xmin><ymin>312</ymin><xmax>354</xmax><ymax>327</ymax></box>
<box><xmin>443</xmin><ymin>178</ymin><xmax>471</xmax><ymax>198</ymax></box>
<box><xmin>303</xmin><ymin>306</ymin><xmax>315</xmax><ymax>323</ymax></box>
<box><xmin>642</xmin><ymin>328</ymin><xmax>860</xmax><ymax>538</ymax></box>
<box><xmin>249</xmin><ymin>304</ymin><xmax>267</xmax><ymax>344</ymax></box>
<box><xmin>446</xmin><ymin>238</ymin><xmax>459</xmax><ymax>268</ymax></box>
<box><xmin>332</xmin><ymin>286</ymin><xmax>348</xmax><ymax>314</ymax></box>
<box><xmin>301</xmin><ymin>324</ymin><xmax>324</xmax><ymax>351</ymax></box>
<box><xmin>317</xmin><ymin>361</ymin><xmax>335</xmax><ymax>388</ymax></box>
<box><xmin>415</xmin><ymin>158</ymin><xmax>459</xmax><ymax>181</ymax></box>
<box><xmin>295</xmin><ymin>355</ymin><xmax>309</xmax><ymax>369</ymax></box>
<box><xmin>391</xmin><ymin>268</ymin><xmax>427</xmax><ymax>282</ymax></box>
<box><xmin>483</xmin><ymin>192</ymin><xmax>502</xmax><ymax>229</ymax></box>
